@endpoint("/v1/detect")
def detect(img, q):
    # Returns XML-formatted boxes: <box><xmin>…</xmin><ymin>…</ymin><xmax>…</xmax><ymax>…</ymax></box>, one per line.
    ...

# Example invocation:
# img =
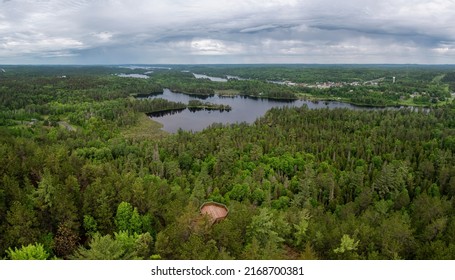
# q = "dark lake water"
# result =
<box><xmin>145</xmin><ymin>89</ymin><xmax>381</xmax><ymax>133</ymax></box>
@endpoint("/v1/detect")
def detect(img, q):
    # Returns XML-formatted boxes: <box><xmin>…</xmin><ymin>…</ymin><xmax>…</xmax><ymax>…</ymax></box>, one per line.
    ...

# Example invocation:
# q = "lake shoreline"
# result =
<box><xmin>139</xmin><ymin>89</ymin><xmax>396</xmax><ymax>133</ymax></box>
<box><xmin>141</xmin><ymin>88</ymin><xmax>432</xmax><ymax>110</ymax></box>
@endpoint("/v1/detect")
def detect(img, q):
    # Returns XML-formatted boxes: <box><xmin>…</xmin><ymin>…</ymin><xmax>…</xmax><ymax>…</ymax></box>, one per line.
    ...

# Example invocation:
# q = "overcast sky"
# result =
<box><xmin>1</xmin><ymin>0</ymin><xmax>455</xmax><ymax>64</ymax></box>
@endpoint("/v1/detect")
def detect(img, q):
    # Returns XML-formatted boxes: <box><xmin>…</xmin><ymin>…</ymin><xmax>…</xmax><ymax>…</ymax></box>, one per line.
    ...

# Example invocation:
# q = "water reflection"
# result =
<box><xmin>147</xmin><ymin>108</ymin><xmax>185</xmax><ymax>117</ymax></box>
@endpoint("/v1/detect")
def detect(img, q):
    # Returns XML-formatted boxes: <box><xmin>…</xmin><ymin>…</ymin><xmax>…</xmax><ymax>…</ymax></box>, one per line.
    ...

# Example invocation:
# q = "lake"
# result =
<box><xmin>193</xmin><ymin>73</ymin><xmax>246</xmax><ymax>82</ymax></box>
<box><xmin>117</xmin><ymin>73</ymin><xmax>150</xmax><ymax>79</ymax></box>
<box><xmin>145</xmin><ymin>89</ymin><xmax>380</xmax><ymax>133</ymax></box>
<box><xmin>193</xmin><ymin>73</ymin><xmax>228</xmax><ymax>82</ymax></box>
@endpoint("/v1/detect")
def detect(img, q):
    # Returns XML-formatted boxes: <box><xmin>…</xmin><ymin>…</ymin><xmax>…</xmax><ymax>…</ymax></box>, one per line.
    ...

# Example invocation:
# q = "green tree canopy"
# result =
<box><xmin>6</xmin><ymin>243</ymin><xmax>49</xmax><ymax>260</ymax></box>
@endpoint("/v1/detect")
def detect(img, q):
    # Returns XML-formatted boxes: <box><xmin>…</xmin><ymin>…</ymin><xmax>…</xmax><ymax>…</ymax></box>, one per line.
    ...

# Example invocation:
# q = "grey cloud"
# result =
<box><xmin>0</xmin><ymin>0</ymin><xmax>454</xmax><ymax>64</ymax></box>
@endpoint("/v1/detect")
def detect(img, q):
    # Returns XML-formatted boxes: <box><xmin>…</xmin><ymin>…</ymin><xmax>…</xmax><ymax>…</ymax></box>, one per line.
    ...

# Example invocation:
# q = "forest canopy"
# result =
<box><xmin>1</xmin><ymin>65</ymin><xmax>455</xmax><ymax>260</ymax></box>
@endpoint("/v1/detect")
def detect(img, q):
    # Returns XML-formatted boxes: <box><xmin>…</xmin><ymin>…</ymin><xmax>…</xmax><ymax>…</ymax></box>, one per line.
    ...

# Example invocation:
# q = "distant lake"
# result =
<box><xmin>145</xmin><ymin>89</ymin><xmax>380</xmax><ymax>133</ymax></box>
<box><xmin>193</xmin><ymin>73</ymin><xmax>246</xmax><ymax>82</ymax></box>
<box><xmin>193</xmin><ymin>73</ymin><xmax>228</xmax><ymax>82</ymax></box>
<box><xmin>117</xmin><ymin>73</ymin><xmax>149</xmax><ymax>79</ymax></box>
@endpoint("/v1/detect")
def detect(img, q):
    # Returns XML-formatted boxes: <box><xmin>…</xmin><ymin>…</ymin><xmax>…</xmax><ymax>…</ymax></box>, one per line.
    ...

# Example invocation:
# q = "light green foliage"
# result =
<box><xmin>334</xmin><ymin>234</ymin><xmax>359</xmax><ymax>254</ymax></box>
<box><xmin>114</xmin><ymin>231</ymin><xmax>137</xmax><ymax>254</ymax></box>
<box><xmin>115</xmin><ymin>201</ymin><xmax>143</xmax><ymax>234</ymax></box>
<box><xmin>7</xmin><ymin>243</ymin><xmax>49</xmax><ymax>260</ymax></box>
<box><xmin>72</xmin><ymin>233</ymin><xmax>129</xmax><ymax>260</ymax></box>
<box><xmin>247</xmin><ymin>208</ymin><xmax>286</xmax><ymax>247</ymax></box>
<box><xmin>372</xmin><ymin>161</ymin><xmax>408</xmax><ymax>199</ymax></box>
<box><xmin>294</xmin><ymin>209</ymin><xmax>311</xmax><ymax>247</ymax></box>
<box><xmin>115</xmin><ymin>202</ymin><xmax>133</xmax><ymax>232</ymax></box>
<box><xmin>72</xmin><ymin>231</ymin><xmax>153</xmax><ymax>260</ymax></box>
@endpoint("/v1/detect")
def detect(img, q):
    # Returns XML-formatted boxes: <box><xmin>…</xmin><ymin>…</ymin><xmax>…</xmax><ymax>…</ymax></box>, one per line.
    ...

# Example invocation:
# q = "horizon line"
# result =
<box><xmin>2</xmin><ymin>63</ymin><xmax>455</xmax><ymax>67</ymax></box>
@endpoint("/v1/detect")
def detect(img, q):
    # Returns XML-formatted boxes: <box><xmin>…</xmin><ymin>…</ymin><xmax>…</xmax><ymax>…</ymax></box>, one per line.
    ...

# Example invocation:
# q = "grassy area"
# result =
<box><xmin>398</xmin><ymin>98</ymin><xmax>421</xmax><ymax>106</ymax></box>
<box><xmin>399</xmin><ymin>97</ymin><xmax>454</xmax><ymax>107</ymax></box>
<box><xmin>121</xmin><ymin>113</ymin><xmax>168</xmax><ymax>140</ymax></box>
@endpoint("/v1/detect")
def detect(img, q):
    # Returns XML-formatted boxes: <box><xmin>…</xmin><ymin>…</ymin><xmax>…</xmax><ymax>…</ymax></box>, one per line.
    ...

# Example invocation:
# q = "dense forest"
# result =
<box><xmin>1</xmin><ymin>65</ymin><xmax>455</xmax><ymax>260</ymax></box>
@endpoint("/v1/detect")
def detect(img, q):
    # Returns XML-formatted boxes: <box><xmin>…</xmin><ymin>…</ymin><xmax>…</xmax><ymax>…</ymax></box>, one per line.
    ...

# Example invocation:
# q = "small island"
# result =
<box><xmin>188</xmin><ymin>100</ymin><xmax>232</xmax><ymax>112</ymax></box>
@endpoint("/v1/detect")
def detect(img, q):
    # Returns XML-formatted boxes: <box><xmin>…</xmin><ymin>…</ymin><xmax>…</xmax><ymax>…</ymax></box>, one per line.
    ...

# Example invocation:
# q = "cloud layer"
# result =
<box><xmin>1</xmin><ymin>0</ymin><xmax>454</xmax><ymax>64</ymax></box>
